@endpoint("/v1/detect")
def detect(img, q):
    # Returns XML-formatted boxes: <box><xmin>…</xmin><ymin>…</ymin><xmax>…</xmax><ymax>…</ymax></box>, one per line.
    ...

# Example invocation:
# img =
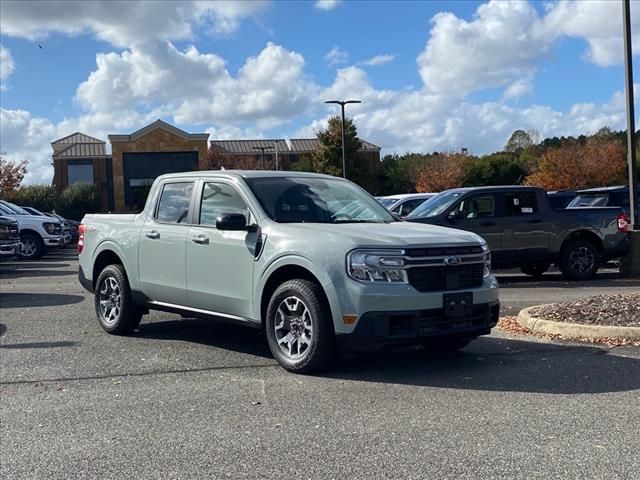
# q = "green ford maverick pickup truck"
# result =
<box><xmin>79</xmin><ymin>171</ymin><xmax>499</xmax><ymax>373</ymax></box>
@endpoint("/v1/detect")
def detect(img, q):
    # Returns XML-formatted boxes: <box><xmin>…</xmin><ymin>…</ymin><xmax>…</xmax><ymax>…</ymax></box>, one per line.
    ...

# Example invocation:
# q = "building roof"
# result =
<box><xmin>51</xmin><ymin>132</ymin><xmax>105</xmax><ymax>145</ymax></box>
<box><xmin>210</xmin><ymin>138</ymin><xmax>380</xmax><ymax>154</ymax></box>
<box><xmin>53</xmin><ymin>143</ymin><xmax>108</xmax><ymax>159</ymax></box>
<box><xmin>108</xmin><ymin>119</ymin><xmax>209</xmax><ymax>142</ymax></box>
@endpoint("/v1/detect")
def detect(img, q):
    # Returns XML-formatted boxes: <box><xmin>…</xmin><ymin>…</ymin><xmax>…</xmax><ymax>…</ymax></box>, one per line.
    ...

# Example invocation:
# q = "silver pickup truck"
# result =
<box><xmin>79</xmin><ymin>171</ymin><xmax>499</xmax><ymax>373</ymax></box>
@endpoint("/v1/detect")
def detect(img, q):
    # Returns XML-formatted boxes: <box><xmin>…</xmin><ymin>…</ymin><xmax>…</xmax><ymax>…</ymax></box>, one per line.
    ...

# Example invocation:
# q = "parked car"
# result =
<box><xmin>377</xmin><ymin>193</ymin><xmax>436</xmax><ymax>217</ymax></box>
<box><xmin>79</xmin><ymin>171</ymin><xmax>499</xmax><ymax>373</ymax></box>
<box><xmin>547</xmin><ymin>190</ymin><xmax>578</xmax><ymax>209</ymax></box>
<box><xmin>0</xmin><ymin>200</ymin><xmax>65</xmax><ymax>259</ymax></box>
<box><xmin>0</xmin><ymin>215</ymin><xmax>21</xmax><ymax>259</ymax></box>
<box><xmin>566</xmin><ymin>185</ymin><xmax>639</xmax><ymax>212</ymax></box>
<box><xmin>406</xmin><ymin>186</ymin><xmax>630</xmax><ymax>280</ymax></box>
<box><xmin>19</xmin><ymin>207</ymin><xmax>73</xmax><ymax>245</ymax></box>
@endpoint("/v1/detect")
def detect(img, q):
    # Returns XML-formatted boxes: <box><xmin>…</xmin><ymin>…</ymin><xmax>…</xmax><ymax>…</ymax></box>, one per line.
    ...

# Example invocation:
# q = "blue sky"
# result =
<box><xmin>0</xmin><ymin>0</ymin><xmax>639</xmax><ymax>183</ymax></box>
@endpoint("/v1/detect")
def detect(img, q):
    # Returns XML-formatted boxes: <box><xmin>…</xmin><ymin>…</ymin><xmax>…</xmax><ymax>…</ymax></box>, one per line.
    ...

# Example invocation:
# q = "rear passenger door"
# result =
<box><xmin>186</xmin><ymin>181</ymin><xmax>259</xmax><ymax>320</ymax></box>
<box><xmin>138</xmin><ymin>181</ymin><xmax>194</xmax><ymax>306</ymax></box>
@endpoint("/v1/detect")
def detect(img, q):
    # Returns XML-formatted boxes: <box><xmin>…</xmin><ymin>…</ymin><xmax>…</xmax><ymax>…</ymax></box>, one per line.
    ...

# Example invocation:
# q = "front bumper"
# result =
<box><xmin>43</xmin><ymin>236</ymin><xmax>64</xmax><ymax>247</ymax></box>
<box><xmin>337</xmin><ymin>300</ymin><xmax>500</xmax><ymax>352</ymax></box>
<box><xmin>0</xmin><ymin>240</ymin><xmax>21</xmax><ymax>257</ymax></box>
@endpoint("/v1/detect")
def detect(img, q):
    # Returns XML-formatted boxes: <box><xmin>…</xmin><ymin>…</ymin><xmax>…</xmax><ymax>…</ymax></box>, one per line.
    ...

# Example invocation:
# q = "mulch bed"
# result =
<box><xmin>529</xmin><ymin>294</ymin><xmax>640</xmax><ymax>327</ymax></box>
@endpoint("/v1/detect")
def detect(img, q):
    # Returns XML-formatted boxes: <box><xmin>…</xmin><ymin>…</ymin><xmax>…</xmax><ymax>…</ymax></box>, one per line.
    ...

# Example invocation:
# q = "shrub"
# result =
<box><xmin>10</xmin><ymin>185</ymin><xmax>58</xmax><ymax>213</ymax></box>
<box><xmin>463</xmin><ymin>153</ymin><xmax>527</xmax><ymax>187</ymax></box>
<box><xmin>55</xmin><ymin>184</ymin><xmax>101</xmax><ymax>221</ymax></box>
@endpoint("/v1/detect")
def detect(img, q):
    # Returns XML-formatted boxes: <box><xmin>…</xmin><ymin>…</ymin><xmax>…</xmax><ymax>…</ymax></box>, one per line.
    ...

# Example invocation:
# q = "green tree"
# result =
<box><xmin>55</xmin><ymin>184</ymin><xmax>101</xmax><ymax>221</ymax></box>
<box><xmin>463</xmin><ymin>153</ymin><xmax>526</xmax><ymax>186</ymax></box>
<box><xmin>11</xmin><ymin>185</ymin><xmax>58</xmax><ymax>212</ymax></box>
<box><xmin>312</xmin><ymin>116</ymin><xmax>362</xmax><ymax>179</ymax></box>
<box><xmin>504</xmin><ymin>129</ymin><xmax>534</xmax><ymax>153</ymax></box>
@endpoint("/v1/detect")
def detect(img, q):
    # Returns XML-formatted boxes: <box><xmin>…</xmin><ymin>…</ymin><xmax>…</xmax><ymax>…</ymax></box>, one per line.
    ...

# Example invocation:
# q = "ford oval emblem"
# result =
<box><xmin>444</xmin><ymin>256</ymin><xmax>462</xmax><ymax>266</ymax></box>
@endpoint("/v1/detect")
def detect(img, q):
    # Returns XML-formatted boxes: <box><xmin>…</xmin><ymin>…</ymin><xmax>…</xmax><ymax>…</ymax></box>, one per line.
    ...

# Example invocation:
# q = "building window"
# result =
<box><xmin>68</xmin><ymin>162</ymin><xmax>94</xmax><ymax>185</ymax></box>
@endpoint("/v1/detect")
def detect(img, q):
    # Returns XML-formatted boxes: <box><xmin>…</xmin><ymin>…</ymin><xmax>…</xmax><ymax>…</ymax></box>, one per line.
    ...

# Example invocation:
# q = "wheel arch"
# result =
<box><xmin>560</xmin><ymin>230</ymin><xmax>603</xmax><ymax>255</ymax></box>
<box><xmin>92</xmin><ymin>243</ymin><xmax>130</xmax><ymax>290</ymax></box>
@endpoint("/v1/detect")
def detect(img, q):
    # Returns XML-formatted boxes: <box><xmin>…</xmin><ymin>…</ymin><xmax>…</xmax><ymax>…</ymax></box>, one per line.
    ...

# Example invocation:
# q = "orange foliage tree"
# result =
<box><xmin>414</xmin><ymin>153</ymin><xmax>467</xmax><ymax>192</ymax></box>
<box><xmin>525</xmin><ymin>138</ymin><xmax>626</xmax><ymax>190</ymax></box>
<box><xmin>0</xmin><ymin>154</ymin><xmax>28</xmax><ymax>197</ymax></box>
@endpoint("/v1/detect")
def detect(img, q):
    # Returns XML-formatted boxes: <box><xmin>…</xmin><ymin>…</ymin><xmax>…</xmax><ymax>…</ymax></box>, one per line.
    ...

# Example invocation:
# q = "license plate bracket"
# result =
<box><xmin>443</xmin><ymin>292</ymin><xmax>473</xmax><ymax>321</ymax></box>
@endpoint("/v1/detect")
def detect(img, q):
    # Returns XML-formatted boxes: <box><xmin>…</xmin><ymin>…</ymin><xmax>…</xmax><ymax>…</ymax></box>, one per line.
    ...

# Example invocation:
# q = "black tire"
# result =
<box><xmin>18</xmin><ymin>233</ymin><xmax>43</xmax><ymax>260</ymax></box>
<box><xmin>559</xmin><ymin>239</ymin><xmax>599</xmax><ymax>281</ymax></box>
<box><xmin>265</xmin><ymin>279</ymin><xmax>338</xmax><ymax>374</ymax></box>
<box><xmin>94</xmin><ymin>264</ymin><xmax>142</xmax><ymax>335</ymax></box>
<box><xmin>520</xmin><ymin>263</ymin><xmax>550</xmax><ymax>277</ymax></box>
<box><xmin>422</xmin><ymin>336</ymin><xmax>476</xmax><ymax>353</ymax></box>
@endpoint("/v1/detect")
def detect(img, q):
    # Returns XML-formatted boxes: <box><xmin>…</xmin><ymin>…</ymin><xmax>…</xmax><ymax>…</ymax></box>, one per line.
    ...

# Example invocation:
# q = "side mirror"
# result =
<box><xmin>216</xmin><ymin>213</ymin><xmax>254</xmax><ymax>231</ymax></box>
<box><xmin>447</xmin><ymin>210</ymin><xmax>462</xmax><ymax>221</ymax></box>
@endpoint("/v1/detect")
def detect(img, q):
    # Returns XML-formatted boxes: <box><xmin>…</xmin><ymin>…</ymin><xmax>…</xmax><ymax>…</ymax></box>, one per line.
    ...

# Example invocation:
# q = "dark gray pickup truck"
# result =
<box><xmin>406</xmin><ymin>186</ymin><xmax>630</xmax><ymax>280</ymax></box>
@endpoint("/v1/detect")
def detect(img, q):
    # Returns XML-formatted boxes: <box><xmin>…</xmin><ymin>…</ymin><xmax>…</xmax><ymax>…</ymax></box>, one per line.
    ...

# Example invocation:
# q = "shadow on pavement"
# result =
<box><xmin>325</xmin><ymin>336</ymin><xmax>640</xmax><ymax>395</ymax></box>
<box><xmin>0</xmin><ymin>263</ymin><xmax>70</xmax><ymax>269</ymax></box>
<box><xmin>496</xmin><ymin>272</ymin><xmax>640</xmax><ymax>289</ymax></box>
<box><xmin>0</xmin><ymin>268</ymin><xmax>76</xmax><ymax>279</ymax></box>
<box><xmin>137</xmin><ymin>318</ymin><xmax>272</xmax><ymax>359</ymax></box>
<box><xmin>0</xmin><ymin>293</ymin><xmax>85</xmax><ymax>308</ymax></box>
<box><xmin>0</xmin><ymin>341</ymin><xmax>78</xmax><ymax>349</ymax></box>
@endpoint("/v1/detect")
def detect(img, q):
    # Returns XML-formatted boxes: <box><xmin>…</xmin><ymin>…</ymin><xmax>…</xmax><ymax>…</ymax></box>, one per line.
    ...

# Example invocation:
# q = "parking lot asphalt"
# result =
<box><xmin>1</xmin><ymin>250</ymin><xmax>639</xmax><ymax>479</ymax></box>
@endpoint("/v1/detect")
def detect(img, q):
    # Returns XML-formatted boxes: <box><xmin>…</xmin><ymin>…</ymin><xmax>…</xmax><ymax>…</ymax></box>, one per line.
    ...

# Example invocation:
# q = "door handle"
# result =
<box><xmin>480</xmin><ymin>222</ymin><xmax>496</xmax><ymax>227</ymax></box>
<box><xmin>528</xmin><ymin>219</ymin><xmax>542</xmax><ymax>224</ymax></box>
<box><xmin>191</xmin><ymin>235</ymin><xmax>209</xmax><ymax>245</ymax></box>
<box><xmin>145</xmin><ymin>230</ymin><xmax>160</xmax><ymax>239</ymax></box>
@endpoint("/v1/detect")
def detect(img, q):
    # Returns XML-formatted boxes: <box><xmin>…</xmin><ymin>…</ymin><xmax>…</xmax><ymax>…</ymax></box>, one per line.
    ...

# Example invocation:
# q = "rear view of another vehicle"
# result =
<box><xmin>0</xmin><ymin>216</ymin><xmax>21</xmax><ymax>259</ymax></box>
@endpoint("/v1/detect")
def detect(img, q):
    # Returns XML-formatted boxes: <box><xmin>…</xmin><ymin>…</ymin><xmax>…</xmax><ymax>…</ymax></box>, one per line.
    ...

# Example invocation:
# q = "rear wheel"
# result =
<box><xmin>265</xmin><ymin>279</ymin><xmax>337</xmax><ymax>374</ymax></box>
<box><xmin>18</xmin><ymin>233</ymin><xmax>43</xmax><ymax>260</ymax></box>
<box><xmin>94</xmin><ymin>264</ymin><xmax>142</xmax><ymax>335</ymax></box>
<box><xmin>520</xmin><ymin>263</ymin><xmax>550</xmax><ymax>277</ymax></box>
<box><xmin>559</xmin><ymin>239</ymin><xmax>599</xmax><ymax>280</ymax></box>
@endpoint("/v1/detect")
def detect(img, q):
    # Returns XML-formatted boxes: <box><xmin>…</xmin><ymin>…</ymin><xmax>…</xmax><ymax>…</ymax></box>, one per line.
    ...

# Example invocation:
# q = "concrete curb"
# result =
<box><xmin>517</xmin><ymin>305</ymin><xmax>640</xmax><ymax>340</ymax></box>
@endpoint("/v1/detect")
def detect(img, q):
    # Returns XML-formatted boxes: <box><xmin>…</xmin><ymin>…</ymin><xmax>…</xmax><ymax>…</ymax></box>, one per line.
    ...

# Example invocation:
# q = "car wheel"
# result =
<box><xmin>422</xmin><ymin>336</ymin><xmax>476</xmax><ymax>353</ymax></box>
<box><xmin>559</xmin><ymin>239</ymin><xmax>599</xmax><ymax>280</ymax></box>
<box><xmin>520</xmin><ymin>263</ymin><xmax>550</xmax><ymax>277</ymax></box>
<box><xmin>265</xmin><ymin>279</ymin><xmax>337</xmax><ymax>374</ymax></box>
<box><xmin>18</xmin><ymin>233</ymin><xmax>43</xmax><ymax>260</ymax></box>
<box><xmin>94</xmin><ymin>264</ymin><xmax>142</xmax><ymax>335</ymax></box>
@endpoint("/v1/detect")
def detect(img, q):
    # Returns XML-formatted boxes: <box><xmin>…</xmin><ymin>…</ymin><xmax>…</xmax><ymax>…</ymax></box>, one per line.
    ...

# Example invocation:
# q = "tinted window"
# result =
<box><xmin>200</xmin><ymin>183</ymin><xmax>248</xmax><ymax>226</ymax></box>
<box><xmin>155</xmin><ymin>182</ymin><xmax>193</xmax><ymax>223</ymax></box>
<box><xmin>407</xmin><ymin>191</ymin><xmax>462</xmax><ymax>218</ymax></box>
<box><xmin>504</xmin><ymin>192</ymin><xmax>538</xmax><ymax>215</ymax></box>
<box><xmin>452</xmin><ymin>194</ymin><xmax>496</xmax><ymax>219</ymax></box>
<box><xmin>68</xmin><ymin>163</ymin><xmax>94</xmax><ymax>185</ymax></box>
<box><xmin>397</xmin><ymin>198</ymin><xmax>426</xmax><ymax>216</ymax></box>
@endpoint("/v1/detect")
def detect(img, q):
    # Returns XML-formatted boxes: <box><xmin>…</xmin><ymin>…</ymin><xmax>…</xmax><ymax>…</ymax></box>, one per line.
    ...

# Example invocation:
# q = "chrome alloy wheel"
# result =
<box><xmin>98</xmin><ymin>276</ymin><xmax>122</xmax><ymax>326</ymax></box>
<box><xmin>274</xmin><ymin>296</ymin><xmax>313</xmax><ymax>360</ymax></box>
<box><xmin>569</xmin><ymin>246</ymin><xmax>595</xmax><ymax>274</ymax></box>
<box><xmin>21</xmin><ymin>238</ymin><xmax>37</xmax><ymax>258</ymax></box>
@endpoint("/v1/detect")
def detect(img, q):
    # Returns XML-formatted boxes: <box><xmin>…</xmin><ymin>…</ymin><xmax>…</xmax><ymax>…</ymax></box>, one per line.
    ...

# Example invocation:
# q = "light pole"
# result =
<box><xmin>253</xmin><ymin>146</ymin><xmax>273</xmax><ymax>170</ymax></box>
<box><xmin>325</xmin><ymin>99</ymin><xmax>362</xmax><ymax>178</ymax></box>
<box><xmin>622</xmin><ymin>0</ymin><xmax>638</xmax><ymax>230</ymax></box>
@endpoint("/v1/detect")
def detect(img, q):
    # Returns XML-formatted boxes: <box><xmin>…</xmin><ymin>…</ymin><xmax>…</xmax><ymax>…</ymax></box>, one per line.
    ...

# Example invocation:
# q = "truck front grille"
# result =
<box><xmin>408</xmin><ymin>264</ymin><xmax>484</xmax><ymax>292</ymax></box>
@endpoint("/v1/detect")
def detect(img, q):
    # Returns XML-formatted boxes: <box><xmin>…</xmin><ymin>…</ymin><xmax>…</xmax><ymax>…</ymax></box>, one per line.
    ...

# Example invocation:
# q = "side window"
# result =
<box><xmin>400</xmin><ymin>199</ymin><xmax>425</xmax><ymax>216</ymax></box>
<box><xmin>504</xmin><ymin>192</ymin><xmax>538</xmax><ymax>216</ymax></box>
<box><xmin>155</xmin><ymin>182</ymin><xmax>194</xmax><ymax>224</ymax></box>
<box><xmin>453</xmin><ymin>195</ymin><xmax>496</xmax><ymax>219</ymax></box>
<box><xmin>200</xmin><ymin>182</ymin><xmax>248</xmax><ymax>226</ymax></box>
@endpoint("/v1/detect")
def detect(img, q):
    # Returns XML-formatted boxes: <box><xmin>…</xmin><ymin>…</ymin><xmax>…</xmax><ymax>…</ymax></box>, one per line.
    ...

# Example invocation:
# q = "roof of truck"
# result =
<box><xmin>441</xmin><ymin>185</ymin><xmax>546</xmax><ymax>194</ymax></box>
<box><xmin>155</xmin><ymin>170</ymin><xmax>341</xmax><ymax>181</ymax></box>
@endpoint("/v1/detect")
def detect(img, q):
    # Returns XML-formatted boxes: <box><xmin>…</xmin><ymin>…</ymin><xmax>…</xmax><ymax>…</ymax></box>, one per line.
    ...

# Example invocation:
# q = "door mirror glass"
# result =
<box><xmin>216</xmin><ymin>213</ymin><xmax>249</xmax><ymax>231</ymax></box>
<box><xmin>448</xmin><ymin>209</ymin><xmax>462</xmax><ymax>220</ymax></box>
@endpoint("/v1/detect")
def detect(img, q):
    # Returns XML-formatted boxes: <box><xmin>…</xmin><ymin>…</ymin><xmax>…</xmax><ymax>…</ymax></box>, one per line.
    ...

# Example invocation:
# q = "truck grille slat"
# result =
<box><xmin>408</xmin><ymin>264</ymin><xmax>484</xmax><ymax>292</ymax></box>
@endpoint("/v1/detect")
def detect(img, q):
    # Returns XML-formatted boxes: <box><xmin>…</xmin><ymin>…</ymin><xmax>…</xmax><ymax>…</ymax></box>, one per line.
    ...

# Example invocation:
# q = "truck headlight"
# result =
<box><xmin>481</xmin><ymin>241</ymin><xmax>492</xmax><ymax>278</ymax></box>
<box><xmin>347</xmin><ymin>249</ymin><xmax>408</xmax><ymax>283</ymax></box>
<box><xmin>43</xmin><ymin>222</ymin><xmax>59</xmax><ymax>234</ymax></box>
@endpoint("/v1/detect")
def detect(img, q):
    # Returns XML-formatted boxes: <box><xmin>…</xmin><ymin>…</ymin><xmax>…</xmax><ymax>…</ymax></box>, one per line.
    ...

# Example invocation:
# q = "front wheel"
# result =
<box><xmin>265</xmin><ymin>279</ymin><xmax>337</xmax><ymax>374</ymax></box>
<box><xmin>18</xmin><ymin>233</ymin><xmax>43</xmax><ymax>260</ymax></box>
<box><xmin>559</xmin><ymin>239</ymin><xmax>599</xmax><ymax>280</ymax></box>
<box><xmin>94</xmin><ymin>264</ymin><xmax>142</xmax><ymax>335</ymax></box>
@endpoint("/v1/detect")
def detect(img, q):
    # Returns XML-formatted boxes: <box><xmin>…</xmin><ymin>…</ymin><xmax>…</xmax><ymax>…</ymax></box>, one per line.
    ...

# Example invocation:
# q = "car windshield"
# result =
<box><xmin>245</xmin><ymin>177</ymin><xmax>396</xmax><ymax>224</ymax></box>
<box><xmin>406</xmin><ymin>191</ymin><xmax>463</xmax><ymax>218</ymax></box>
<box><xmin>0</xmin><ymin>201</ymin><xmax>30</xmax><ymax>215</ymax></box>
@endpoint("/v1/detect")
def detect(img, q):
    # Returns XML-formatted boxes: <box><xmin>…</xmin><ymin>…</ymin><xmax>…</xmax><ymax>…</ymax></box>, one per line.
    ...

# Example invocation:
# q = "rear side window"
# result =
<box><xmin>200</xmin><ymin>182</ymin><xmax>248</xmax><ymax>226</ymax></box>
<box><xmin>504</xmin><ymin>192</ymin><xmax>538</xmax><ymax>215</ymax></box>
<box><xmin>155</xmin><ymin>182</ymin><xmax>194</xmax><ymax>223</ymax></box>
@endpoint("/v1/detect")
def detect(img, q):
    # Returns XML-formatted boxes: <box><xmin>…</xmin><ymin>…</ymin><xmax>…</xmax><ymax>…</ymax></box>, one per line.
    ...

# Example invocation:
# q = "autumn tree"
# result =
<box><xmin>525</xmin><ymin>137</ymin><xmax>626</xmax><ymax>190</ymax></box>
<box><xmin>0</xmin><ymin>154</ymin><xmax>27</xmax><ymax>197</ymax></box>
<box><xmin>414</xmin><ymin>153</ymin><xmax>468</xmax><ymax>192</ymax></box>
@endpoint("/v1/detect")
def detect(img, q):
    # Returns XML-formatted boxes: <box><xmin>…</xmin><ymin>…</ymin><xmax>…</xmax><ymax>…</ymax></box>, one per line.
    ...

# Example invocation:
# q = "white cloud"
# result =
<box><xmin>315</xmin><ymin>0</ymin><xmax>341</xmax><ymax>11</ymax></box>
<box><xmin>325</xmin><ymin>46</ymin><xmax>348</xmax><ymax>66</ymax></box>
<box><xmin>360</xmin><ymin>54</ymin><xmax>395</xmax><ymax>66</ymax></box>
<box><xmin>0</xmin><ymin>0</ymin><xmax>268</xmax><ymax>47</ymax></box>
<box><xmin>0</xmin><ymin>45</ymin><xmax>15</xmax><ymax>86</ymax></box>
<box><xmin>501</xmin><ymin>77</ymin><xmax>534</xmax><ymax>101</ymax></box>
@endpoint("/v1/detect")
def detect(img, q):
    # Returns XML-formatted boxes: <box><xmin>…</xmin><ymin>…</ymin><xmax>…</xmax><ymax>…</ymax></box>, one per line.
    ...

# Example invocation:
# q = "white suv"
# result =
<box><xmin>0</xmin><ymin>201</ymin><xmax>65</xmax><ymax>259</ymax></box>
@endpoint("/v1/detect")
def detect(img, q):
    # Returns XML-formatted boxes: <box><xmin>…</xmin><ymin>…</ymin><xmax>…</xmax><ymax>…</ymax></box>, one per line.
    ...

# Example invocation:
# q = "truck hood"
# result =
<box><xmin>280</xmin><ymin>221</ymin><xmax>483</xmax><ymax>248</ymax></box>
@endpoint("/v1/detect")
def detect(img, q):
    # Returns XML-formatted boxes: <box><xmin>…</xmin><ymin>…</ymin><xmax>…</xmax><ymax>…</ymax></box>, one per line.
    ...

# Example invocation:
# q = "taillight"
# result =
<box><xmin>78</xmin><ymin>224</ymin><xmax>85</xmax><ymax>254</ymax></box>
<box><xmin>617</xmin><ymin>212</ymin><xmax>629</xmax><ymax>233</ymax></box>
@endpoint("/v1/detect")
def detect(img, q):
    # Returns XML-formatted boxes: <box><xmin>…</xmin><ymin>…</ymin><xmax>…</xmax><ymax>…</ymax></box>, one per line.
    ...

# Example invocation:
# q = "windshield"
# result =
<box><xmin>406</xmin><ymin>191</ymin><xmax>463</xmax><ymax>218</ymax></box>
<box><xmin>0</xmin><ymin>201</ymin><xmax>30</xmax><ymax>215</ymax></box>
<box><xmin>245</xmin><ymin>177</ymin><xmax>396</xmax><ymax>224</ymax></box>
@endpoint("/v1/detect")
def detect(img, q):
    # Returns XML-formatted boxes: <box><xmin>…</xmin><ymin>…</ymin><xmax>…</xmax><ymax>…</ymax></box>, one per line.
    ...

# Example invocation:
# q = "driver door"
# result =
<box><xmin>446</xmin><ymin>193</ymin><xmax>503</xmax><ymax>258</ymax></box>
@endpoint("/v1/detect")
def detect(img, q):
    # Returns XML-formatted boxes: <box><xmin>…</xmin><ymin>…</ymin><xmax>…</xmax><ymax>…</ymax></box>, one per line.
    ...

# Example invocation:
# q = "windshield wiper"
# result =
<box><xmin>331</xmin><ymin>219</ymin><xmax>384</xmax><ymax>224</ymax></box>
